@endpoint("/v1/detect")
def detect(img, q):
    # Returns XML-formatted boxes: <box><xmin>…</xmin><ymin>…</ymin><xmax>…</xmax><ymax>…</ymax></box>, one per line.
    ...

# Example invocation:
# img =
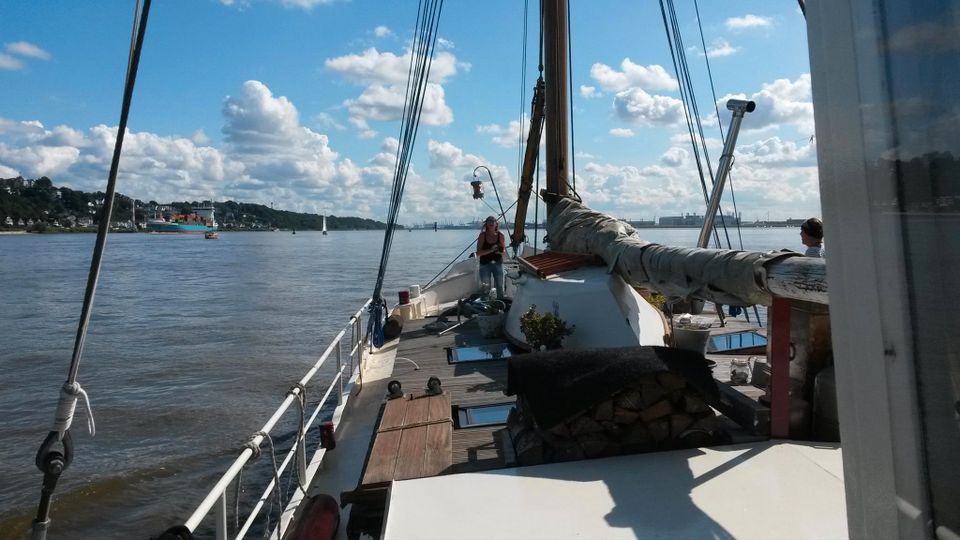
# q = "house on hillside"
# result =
<box><xmin>3</xmin><ymin>216</ymin><xmax>13</xmax><ymax>226</ymax></box>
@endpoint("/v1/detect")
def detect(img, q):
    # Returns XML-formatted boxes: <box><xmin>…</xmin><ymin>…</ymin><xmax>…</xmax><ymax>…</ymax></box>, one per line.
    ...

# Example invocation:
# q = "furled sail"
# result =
<box><xmin>545</xmin><ymin>198</ymin><xmax>827</xmax><ymax>306</ymax></box>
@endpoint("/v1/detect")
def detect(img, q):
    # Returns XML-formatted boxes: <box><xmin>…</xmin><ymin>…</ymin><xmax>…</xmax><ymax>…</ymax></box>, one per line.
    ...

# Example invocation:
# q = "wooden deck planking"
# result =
<box><xmin>391</xmin><ymin>317</ymin><xmax>515</xmax><ymax>473</ymax></box>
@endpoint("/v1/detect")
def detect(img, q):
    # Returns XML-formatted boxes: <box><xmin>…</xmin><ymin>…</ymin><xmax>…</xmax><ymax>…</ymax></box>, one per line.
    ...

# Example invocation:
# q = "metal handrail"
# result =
<box><xmin>184</xmin><ymin>298</ymin><xmax>372</xmax><ymax>537</ymax></box>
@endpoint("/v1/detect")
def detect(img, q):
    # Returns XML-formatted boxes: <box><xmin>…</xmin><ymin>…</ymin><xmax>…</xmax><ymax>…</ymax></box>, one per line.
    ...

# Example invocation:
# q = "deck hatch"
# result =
<box><xmin>706</xmin><ymin>330</ymin><xmax>767</xmax><ymax>353</ymax></box>
<box><xmin>455</xmin><ymin>403</ymin><xmax>514</xmax><ymax>428</ymax></box>
<box><xmin>446</xmin><ymin>343</ymin><xmax>512</xmax><ymax>364</ymax></box>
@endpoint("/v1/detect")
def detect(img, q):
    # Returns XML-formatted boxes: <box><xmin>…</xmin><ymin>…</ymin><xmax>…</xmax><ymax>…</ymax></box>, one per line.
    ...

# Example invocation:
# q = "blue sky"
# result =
<box><xmin>0</xmin><ymin>0</ymin><xmax>819</xmax><ymax>223</ymax></box>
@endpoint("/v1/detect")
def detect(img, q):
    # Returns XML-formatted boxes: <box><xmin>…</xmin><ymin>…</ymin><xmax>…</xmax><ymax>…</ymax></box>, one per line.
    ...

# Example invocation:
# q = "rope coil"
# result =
<box><xmin>52</xmin><ymin>382</ymin><xmax>96</xmax><ymax>437</ymax></box>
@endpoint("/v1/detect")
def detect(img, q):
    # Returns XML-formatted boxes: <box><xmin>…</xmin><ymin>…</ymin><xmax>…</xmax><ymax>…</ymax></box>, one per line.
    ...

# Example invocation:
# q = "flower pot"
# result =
<box><xmin>477</xmin><ymin>312</ymin><xmax>504</xmax><ymax>338</ymax></box>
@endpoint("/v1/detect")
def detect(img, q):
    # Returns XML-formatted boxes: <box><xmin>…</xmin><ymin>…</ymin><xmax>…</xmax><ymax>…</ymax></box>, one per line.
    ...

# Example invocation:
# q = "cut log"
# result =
<box><xmin>592</xmin><ymin>399</ymin><xmax>614</xmax><ymax>422</ymax></box>
<box><xmin>648</xmin><ymin>418</ymin><xmax>671</xmax><ymax>443</ymax></box>
<box><xmin>515</xmin><ymin>428</ymin><xmax>544</xmax><ymax>466</ymax></box>
<box><xmin>612</xmin><ymin>406</ymin><xmax>641</xmax><ymax>425</ymax></box>
<box><xmin>639</xmin><ymin>399</ymin><xmax>673</xmax><ymax>423</ymax></box>
<box><xmin>670</xmin><ymin>413</ymin><xmax>694</xmax><ymax>437</ymax></box>
<box><xmin>683</xmin><ymin>395</ymin><xmax>711</xmax><ymax>414</ymax></box>
<box><xmin>639</xmin><ymin>378</ymin><xmax>669</xmax><ymax>407</ymax></box>
<box><xmin>615</xmin><ymin>389</ymin><xmax>643</xmax><ymax>411</ymax></box>
<box><xmin>549</xmin><ymin>437</ymin><xmax>585</xmax><ymax>462</ymax></box>
<box><xmin>657</xmin><ymin>372</ymin><xmax>687</xmax><ymax>391</ymax></box>
<box><xmin>577</xmin><ymin>432</ymin><xmax>610</xmax><ymax>457</ymax></box>
<box><xmin>568</xmin><ymin>415</ymin><xmax>605</xmax><ymax>436</ymax></box>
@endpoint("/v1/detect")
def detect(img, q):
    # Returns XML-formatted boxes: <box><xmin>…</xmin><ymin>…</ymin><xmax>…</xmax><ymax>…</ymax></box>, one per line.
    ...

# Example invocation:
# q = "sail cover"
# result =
<box><xmin>545</xmin><ymin>198</ymin><xmax>802</xmax><ymax>306</ymax></box>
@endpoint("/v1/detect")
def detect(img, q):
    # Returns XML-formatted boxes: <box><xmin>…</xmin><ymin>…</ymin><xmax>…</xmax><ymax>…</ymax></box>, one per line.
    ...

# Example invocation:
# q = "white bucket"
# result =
<box><xmin>409</xmin><ymin>285</ymin><xmax>421</xmax><ymax>299</ymax></box>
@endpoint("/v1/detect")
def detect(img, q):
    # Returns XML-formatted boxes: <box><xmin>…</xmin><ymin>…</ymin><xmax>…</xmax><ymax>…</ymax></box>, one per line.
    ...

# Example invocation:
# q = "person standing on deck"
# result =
<box><xmin>477</xmin><ymin>216</ymin><xmax>506</xmax><ymax>299</ymax></box>
<box><xmin>801</xmin><ymin>217</ymin><xmax>825</xmax><ymax>258</ymax></box>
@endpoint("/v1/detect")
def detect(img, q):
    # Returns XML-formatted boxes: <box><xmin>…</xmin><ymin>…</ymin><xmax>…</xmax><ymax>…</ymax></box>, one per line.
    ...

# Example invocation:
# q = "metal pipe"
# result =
<box><xmin>697</xmin><ymin>99</ymin><xmax>755</xmax><ymax>248</ymax></box>
<box><xmin>473</xmin><ymin>166</ymin><xmax>507</xmax><ymax>228</ymax></box>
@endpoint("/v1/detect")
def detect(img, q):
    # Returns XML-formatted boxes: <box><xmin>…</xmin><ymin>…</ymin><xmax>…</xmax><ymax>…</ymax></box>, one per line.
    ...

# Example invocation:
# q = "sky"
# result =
<box><xmin>0</xmin><ymin>0</ymin><xmax>819</xmax><ymax>224</ymax></box>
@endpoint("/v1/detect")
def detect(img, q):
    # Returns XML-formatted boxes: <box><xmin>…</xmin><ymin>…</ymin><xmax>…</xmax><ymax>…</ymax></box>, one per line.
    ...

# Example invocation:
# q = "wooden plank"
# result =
<box><xmin>394</xmin><ymin>425</ymin><xmax>428</xmax><ymax>480</ymax></box>
<box><xmin>404</xmin><ymin>395</ymin><xmax>432</xmax><ymax>424</ymax></box>
<box><xmin>428</xmin><ymin>393</ymin><xmax>451</xmax><ymax>422</ymax></box>
<box><xmin>379</xmin><ymin>398</ymin><xmax>408</xmax><ymax>430</ymax></box>
<box><xmin>362</xmin><ymin>430</ymin><xmax>402</xmax><ymax>485</ymax></box>
<box><xmin>423</xmin><ymin>422</ymin><xmax>452</xmax><ymax>476</ymax></box>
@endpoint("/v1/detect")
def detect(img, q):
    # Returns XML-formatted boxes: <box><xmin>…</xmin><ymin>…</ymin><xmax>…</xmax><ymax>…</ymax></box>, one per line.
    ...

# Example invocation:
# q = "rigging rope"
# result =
<box><xmin>32</xmin><ymin>1</ymin><xmax>151</xmax><ymax>536</ymax></box>
<box><xmin>368</xmin><ymin>0</ymin><xmax>445</xmax><ymax>347</ymax></box>
<box><xmin>518</xmin><ymin>0</ymin><xmax>530</xmax><ymax>190</ymax></box>
<box><xmin>666</xmin><ymin>0</ymin><xmax>733</xmax><ymax>250</ymax></box>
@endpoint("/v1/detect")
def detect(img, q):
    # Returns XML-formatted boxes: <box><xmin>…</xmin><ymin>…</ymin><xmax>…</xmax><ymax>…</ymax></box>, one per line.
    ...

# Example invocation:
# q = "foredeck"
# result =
<box><xmin>387</xmin><ymin>317</ymin><xmax>514</xmax><ymax>473</ymax></box>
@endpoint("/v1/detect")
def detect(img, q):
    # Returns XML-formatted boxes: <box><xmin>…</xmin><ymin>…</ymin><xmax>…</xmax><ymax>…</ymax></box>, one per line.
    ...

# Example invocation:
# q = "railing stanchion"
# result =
<box><xmin>215</xmin><ymin>491</ymin><xmax>228</xmax><ymax>540</ymax></box>
<box><xmin>336</xmin><ymin>339</ymin><xmax>343</xmax><ymax>404</ymax></box>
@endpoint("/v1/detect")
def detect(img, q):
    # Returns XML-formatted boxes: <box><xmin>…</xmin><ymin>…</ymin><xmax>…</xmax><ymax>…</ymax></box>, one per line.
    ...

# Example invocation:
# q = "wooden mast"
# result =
<box><xmin>542</xmin><ymin>0</ymin><xmax>570</xmax><ymax>216</ymax></box>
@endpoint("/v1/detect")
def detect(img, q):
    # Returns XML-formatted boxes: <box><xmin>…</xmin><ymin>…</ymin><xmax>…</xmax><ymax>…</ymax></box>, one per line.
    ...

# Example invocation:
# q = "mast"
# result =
<box><xmin>542</xmin><ymin>0</ymin><xmax>570</xmax><ymax>216</ymax></box>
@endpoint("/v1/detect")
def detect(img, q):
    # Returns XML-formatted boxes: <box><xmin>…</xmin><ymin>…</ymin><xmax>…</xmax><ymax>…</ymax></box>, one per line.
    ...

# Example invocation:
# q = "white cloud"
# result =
<box><xmin>0</xmin><ymin>81</ymin><xmax>402</xmax><ymax>218</ymax></box>
<box><xmin>326</xmin><ymin>48</ymin><xmax>458</xmax><ymax>137</ymax></box>
<box><xmin>191</xmin><ymin>129</ymin><xmax>211</xmax><ymax>145</ymax></box>
<box><xmin>280</xmin><ymin>0</ymin><xmax>336</xmax><ymax>8</ymax></box>
<box><xmin>725</xmin><ymin>15</ymin><xmax>773</xmax><ymax>30</ymax></box>
<box><xmin>660</xmin><ymin>147</ymin><xmax>688</xmax><ymax>167</ymax></box>
<box><xmin>6</xmin><ymin>41</ymin><xmax>51</xmax><ymax>60</ymax></box>
<box><xmin>0</xmin><ymin>53</ymin><xmax>23</xmax><ymax>70</ymax></box>
<box><xmin>325</xmin><ymin>48</ymin><xmax>458</xmax><ymax>85</ymax></box>
<box><xmin>313</xmin><ymin>112</ymin><xmax>344</xmax><ymax>131</ymax></box>
<box><xmin>477</xmin><ymin>115</ymin><xmax>533</xmax><ymax>148</ymax></box>
<box><xmin>719</xmin><ymin>73</ymin><xmax>814</xmax><ymax>134</ymax></box>
<box><xmin>609</xmin><ymin>128</ymin><xmax>635</xmax><ymax>138</ymax></box>
<box><xmin>706</xmin><ymin>39</ymin><xmax>739</xmax><ymax>58</ymax></box>
<box><xmin>736</xmin><ymin>136</ymin><xmax>816</xmax><ymax>166</ymax></box>
<box><xmin>580</xmin><ymin>85</ymin><xmax>600</xmax><ymax>99</ymax></box>
<box><xmin>613</xmin><ymin>88</ymin><xmax>685</xmax><ymax>126</ymax></box>
<box><xmin>373</xmin><ymin>25</ymin><xmax>392</xmax><ymax>38</ymax></box>
<box><xmin>590</xmin><ymin>59</ymin><xmax>677</xmax><ymax>92</ymax></box>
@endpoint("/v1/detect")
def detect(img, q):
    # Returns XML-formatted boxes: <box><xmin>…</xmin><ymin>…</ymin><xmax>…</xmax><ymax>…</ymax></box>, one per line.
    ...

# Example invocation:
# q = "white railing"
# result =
<box><xmin>184</xmin><ymin>299</ymin><xmax>372</xmax><ymax>539</ymax></box>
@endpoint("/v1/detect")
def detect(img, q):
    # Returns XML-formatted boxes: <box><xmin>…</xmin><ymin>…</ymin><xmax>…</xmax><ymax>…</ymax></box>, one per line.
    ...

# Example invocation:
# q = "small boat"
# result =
<box><xmin>204</xmin><ymin>231</ymin><xmax>219</xmax><ymax>240</ymax></box>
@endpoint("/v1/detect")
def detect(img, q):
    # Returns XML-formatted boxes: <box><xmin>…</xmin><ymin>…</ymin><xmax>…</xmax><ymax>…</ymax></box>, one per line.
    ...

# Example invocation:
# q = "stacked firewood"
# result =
<box><xmin>507</xmin><ymin>371</ymin><xmax>724</xmax><ymax>466</ymax></box>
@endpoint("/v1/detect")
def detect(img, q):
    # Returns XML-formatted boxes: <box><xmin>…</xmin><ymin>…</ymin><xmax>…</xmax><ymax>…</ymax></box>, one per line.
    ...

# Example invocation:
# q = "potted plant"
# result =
<box><xmin>519</xmin><ymin>304</ymin><xmax>575</xmax><ymax>351</ymax></box>
<box><xmin>476</xmin><ymin>290</ymin><xmax>506</xmax><ymax>338</ymax></box>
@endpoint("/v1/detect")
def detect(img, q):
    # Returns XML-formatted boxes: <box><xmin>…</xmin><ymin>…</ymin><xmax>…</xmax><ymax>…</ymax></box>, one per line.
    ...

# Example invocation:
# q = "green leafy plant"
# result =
<box><xmin>484</xmin><ymin>289</ymin><xmax>504</xmax><ymax>315</ymax></box>
<box><xmin>519</xmin><ymin>304</ymin><xmax>575</xmax><ymax>350</ymax></box>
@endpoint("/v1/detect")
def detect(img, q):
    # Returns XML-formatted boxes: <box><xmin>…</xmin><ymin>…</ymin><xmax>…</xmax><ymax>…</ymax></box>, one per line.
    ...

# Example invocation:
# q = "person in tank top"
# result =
<box><xmin>476</xmin><ymin>216</ymin><xmax>506</xmax><ymax>299</ymax></box>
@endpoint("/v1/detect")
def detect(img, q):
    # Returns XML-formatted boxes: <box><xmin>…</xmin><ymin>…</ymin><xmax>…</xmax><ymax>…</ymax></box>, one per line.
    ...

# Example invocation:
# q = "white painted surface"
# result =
<box><xmin>504</xmin><ymin>266</ymin><xmax>666</xmax><ymax>350</ymax></box>
<box><xmin>384</xmin><ymin>441</ymin><xmax>847</xmax><ymax>540</ymax></box>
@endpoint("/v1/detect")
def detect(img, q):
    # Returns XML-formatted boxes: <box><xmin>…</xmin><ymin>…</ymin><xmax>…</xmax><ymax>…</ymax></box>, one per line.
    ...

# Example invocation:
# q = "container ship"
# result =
<box><xmin>146</xmin><ymin>207</ymin><xmax>216</xmax><ymax>234</ymax></box>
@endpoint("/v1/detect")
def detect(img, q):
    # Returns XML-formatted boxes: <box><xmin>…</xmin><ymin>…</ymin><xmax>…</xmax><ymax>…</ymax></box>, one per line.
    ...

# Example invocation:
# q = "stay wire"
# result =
<box><xmin>693</xmin><ymin>0</ymin><xmax>744</xmax><ymax>250</ymax></box>
<box><xmin>371</xmin><ymin>0</ymin><xmax>444</xmax><ymax>305</ymax></box>
<box><xmin>666</xmin><ymin>0</ymin><xmax>731</xmax><ymax>249</ymax></box>
<box><xmin>659</xmin><ymin>0</ymin><xmax>721</xmax><ymax>248</ymax></box>
<box><xmin>66</xmin><ymin>0</ymin><xmax>151</xmax><ymax>386</ymax></box>
<box><xmin>518</xmin><ymin>0</ymin><xmax>529</xmax><ymax>189</ymax></box>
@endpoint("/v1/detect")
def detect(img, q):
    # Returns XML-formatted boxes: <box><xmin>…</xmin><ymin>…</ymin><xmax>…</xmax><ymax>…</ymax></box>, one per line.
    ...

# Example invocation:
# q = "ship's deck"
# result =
<box><xmin>388</xmin><ymin>317</ymin><xmax>514</xmax><ymax>473</ymax></box>
<box><xmin>310</xmin><ymin>304</ymin><xmax>779</xmax><ymax>539</ymax></box>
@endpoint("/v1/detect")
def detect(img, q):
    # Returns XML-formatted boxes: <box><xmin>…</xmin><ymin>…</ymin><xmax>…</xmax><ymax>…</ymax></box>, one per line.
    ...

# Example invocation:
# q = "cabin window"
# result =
<box><xmin>454</xmin><ymin>403</ymin><xmax>514</xmax><ymax>428</ymax></box>
<box><xmin>446</xmin><ymin>343</ymin><xmax>512</xmax><ymax>364</ymax></box>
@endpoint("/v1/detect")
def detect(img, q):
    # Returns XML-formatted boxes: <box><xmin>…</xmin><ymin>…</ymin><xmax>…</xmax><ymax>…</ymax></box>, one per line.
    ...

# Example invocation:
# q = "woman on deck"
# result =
<box><xmin>476</xmin><ymin>216</ymin><xmax>506</xmax><ymax>300</ymax></box>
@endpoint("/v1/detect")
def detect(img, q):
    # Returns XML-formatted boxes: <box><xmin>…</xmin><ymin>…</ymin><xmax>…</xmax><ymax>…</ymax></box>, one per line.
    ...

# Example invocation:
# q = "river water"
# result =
<box><xmin>0</xmin><ymin>227</ymin><xmax>799</xmax><ymax>538</ymax></box>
